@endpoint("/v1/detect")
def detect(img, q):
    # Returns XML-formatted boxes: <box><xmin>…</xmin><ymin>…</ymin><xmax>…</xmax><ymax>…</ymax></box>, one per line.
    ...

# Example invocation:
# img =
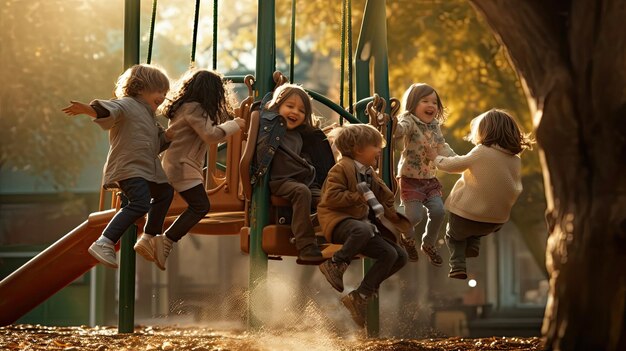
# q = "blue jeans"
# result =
<box><xmin>102</xmin><ymin>177</ymin><xmax>174</xmax><ymax>243</ymax></box>
<box><xmin>164</xmin><ymin>184</ymin><xmax>210</xmax><ymax>242</ymax></box>
<box><xmin>332</xmin><ymin>218</ymin><xmax>408</xmax><ymax>297</ymax></box>
<box><xmin>403</xmin><ymin>196</ymin><xmax>446</xmax><ymax>246</ymax></box>
<box><xmin>445</xmin><ymin>213</ymin><xmax>503</xmax><ymax>271</ymax></box>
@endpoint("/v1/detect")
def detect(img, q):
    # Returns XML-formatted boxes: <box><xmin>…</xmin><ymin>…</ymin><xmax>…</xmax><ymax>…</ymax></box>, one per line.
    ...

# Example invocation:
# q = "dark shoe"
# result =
<box><xmin>341</xmin><ymin>290</ymin><xmax>368</xmax><ymax>328</ymax></box>
<box><xmin>421</xmin><ymin>243</ymin><xmax>443</xmax><ymax>267</ymax></box>
<box><xmin>400</xmin><ymin>234</ymin><xmax>419</xmax><ymax>262</ymax></box>
<box><xmin>298</xmin><ymin>244</ymin><xmax>323</xmax><ymax>262</ymax></box>
<box><xmin>448</xmin><ymin>268</ymin><xmax>468</xmax><ymax>280</ymax></box>
<box><xmin>319</xmin><ymin>259</ymin><xmax>348</xmax><ymax>292</ymax></box>
<box><xmin>465</xmin><ymin>246</ymin><xmax>479</xmax><ymax>258</ymax></box>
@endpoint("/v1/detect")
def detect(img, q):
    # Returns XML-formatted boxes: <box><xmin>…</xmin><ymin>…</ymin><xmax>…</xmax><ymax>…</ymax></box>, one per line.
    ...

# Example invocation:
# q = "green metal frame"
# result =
<box><xmin>118</xmin><ymin>0</ymin><xmax>141</xmax><ymax>334</ymax></box>
<box><xmin>354</xmin><ymin>0</ymin><xmax>391</xmax><ymax>337</ymax></box>
<box><xmin>247</xmin><ymin>0</ymin><xmax>276</xmax><ymax>331</ymax></box>
<box><xmin>305</xmin><ymin>89</ymin><xmax>361</xmax><ymax>124</ymax></box>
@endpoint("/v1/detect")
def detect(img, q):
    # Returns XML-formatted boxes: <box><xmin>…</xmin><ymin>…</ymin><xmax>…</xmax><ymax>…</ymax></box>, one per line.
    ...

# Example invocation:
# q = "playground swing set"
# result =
<box><xmin>0</xmin><ymin>0</ymin><xmax>401</xmax><ymax>337</ymax></box>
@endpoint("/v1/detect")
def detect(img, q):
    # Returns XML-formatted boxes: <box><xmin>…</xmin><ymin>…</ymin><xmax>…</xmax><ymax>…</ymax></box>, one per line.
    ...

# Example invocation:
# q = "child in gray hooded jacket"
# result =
<box><xmin>63</xmin><ymin>64</ymin><xmax>174</xmax><ymax>269</ymax></box>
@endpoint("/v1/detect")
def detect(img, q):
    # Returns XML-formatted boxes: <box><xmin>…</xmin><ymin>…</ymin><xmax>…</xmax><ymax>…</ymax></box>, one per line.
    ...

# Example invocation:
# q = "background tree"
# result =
<box><xmin>469</xmin><ymin>0</ymin><xmax>626</xmax><ymax>349</ymax></box>
<box><xmin>0</xmin><ymin>0</ymin><xmax>123</xmax><ymax>189</ymax></box>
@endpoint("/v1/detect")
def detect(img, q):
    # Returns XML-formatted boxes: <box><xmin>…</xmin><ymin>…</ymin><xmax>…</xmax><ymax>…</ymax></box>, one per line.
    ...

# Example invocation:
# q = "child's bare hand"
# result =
<box><xmin>424</xmin><ymin>144</ymin><xmax>438</xmax><ymax>161</ymax></box>
<box><xmin>62</xmin><ymin>101</ymin><xmax>93</xmax><ymax>116</ymax></box>
<box><xmin>165</xmin><ymin>127</ymin><xmax>176</xmax><ymax>140</ymax></box>
<box><xmin>233</xmin><ymin>117</ymin><xmax>246</xmax><ymax>129</ymax></box>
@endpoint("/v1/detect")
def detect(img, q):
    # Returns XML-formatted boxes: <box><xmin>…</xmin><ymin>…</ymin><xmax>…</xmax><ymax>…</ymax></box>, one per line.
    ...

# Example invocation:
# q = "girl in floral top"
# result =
<box><xmin>394</xmin><ymin>83</ymin><xmax>456</xmax><ymax>267</ymax></box>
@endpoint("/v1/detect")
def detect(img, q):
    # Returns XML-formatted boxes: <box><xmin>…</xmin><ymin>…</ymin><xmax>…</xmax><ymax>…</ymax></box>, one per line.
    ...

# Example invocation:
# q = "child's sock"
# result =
<box><xmin>137</xmin><ymin>233</ymin><xmax>154</xmax><ymax>241</ymax></box>
<box><xmin>96</xmin><ymin>236</ymin><xmax>114</xmax><ymax>246</ymax></box>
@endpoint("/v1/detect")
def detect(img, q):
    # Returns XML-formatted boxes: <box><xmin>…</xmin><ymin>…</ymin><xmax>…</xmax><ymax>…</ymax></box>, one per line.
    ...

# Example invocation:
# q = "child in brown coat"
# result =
<box><xmin>317</xmin><ymin>124</ymin><xmax>414</xmax><ymax>328</ymax></box>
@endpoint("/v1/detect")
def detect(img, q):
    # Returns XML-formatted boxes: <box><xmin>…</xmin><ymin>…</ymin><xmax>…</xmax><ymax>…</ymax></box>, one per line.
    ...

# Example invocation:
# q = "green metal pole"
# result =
<box><xmin>118</xmin><ymin>0</ymin><xmax>141</xmax><ymax>334</ymax></box>
<box><xmin>354</xmin><ymin>0</ymin><xmax>391</xmax><ymax>337</ymax></box>
<box><xmin>118</xmin><ymin>224</ymin><xmax>137</xmax><ymax>333</ymax></box>
<box><xmin>248</xmin><ymin>0</ymin><xmax>275</xmax><ymax>331</ymax></box>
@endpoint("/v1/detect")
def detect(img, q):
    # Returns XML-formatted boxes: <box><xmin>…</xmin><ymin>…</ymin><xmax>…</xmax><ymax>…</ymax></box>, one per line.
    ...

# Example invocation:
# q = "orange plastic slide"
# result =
<box><xmin>0</xmin><ymin>209</ymin><xmax>116</xmax><ymax>326</ymax></box>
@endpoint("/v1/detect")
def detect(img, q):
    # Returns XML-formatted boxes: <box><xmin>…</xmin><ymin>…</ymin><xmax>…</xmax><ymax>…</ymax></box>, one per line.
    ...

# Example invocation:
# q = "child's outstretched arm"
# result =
<box><xmin>62</xmin><ymin>101</ymin><xmax>97</xmax><ymax>118</ymax></box>
<box><xmin>186</xmin><ymin>111</ymin><xmax>244</xmax><ymax>145</ymax></box>
<box><xmin>426</xmin><ymin>145</ymin><xmax>479</xmax><ymax>174</ymax></box>
<box><xmin>435</xmin><ymin>124</ymin><xmax>456</xmax><ymax>157</ymax></box>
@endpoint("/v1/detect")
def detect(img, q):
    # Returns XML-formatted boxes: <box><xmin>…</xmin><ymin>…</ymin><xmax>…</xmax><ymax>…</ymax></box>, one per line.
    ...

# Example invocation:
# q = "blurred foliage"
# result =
<box><xmin>0</xmin><ymin>0</ymin><xmax>123</xmax><ymax>189</ymax></box>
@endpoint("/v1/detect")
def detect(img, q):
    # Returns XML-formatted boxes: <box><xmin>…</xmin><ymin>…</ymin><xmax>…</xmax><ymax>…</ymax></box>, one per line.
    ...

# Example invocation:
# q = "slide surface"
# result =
<box><xmin>0</xmin><ymin>209</ymin><xmax>116</xmax><ymax>326</ymax></box>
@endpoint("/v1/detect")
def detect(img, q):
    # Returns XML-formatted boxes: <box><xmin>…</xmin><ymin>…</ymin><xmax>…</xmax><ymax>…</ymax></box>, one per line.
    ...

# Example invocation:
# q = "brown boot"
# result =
<box><xmin>319</xmin><ymin>259</ymin><xmax>348</xmax><ymax>292</ymax></box>
<box><xmin>400</xmin><ymin>234</ymin><xmax>419</xmax><ymax>262</ymax></box>
<box><xmin>341</xmin><ymin>290</ymin><xmax>368</xmax><ymax>328</ymax></box>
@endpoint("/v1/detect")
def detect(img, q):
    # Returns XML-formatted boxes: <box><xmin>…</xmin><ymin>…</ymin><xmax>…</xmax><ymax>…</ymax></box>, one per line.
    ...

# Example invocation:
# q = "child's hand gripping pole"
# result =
<box><xmin>356</xmin><ymin>182</ymin><xmax>384</xmax><ymax>218</ymax></box>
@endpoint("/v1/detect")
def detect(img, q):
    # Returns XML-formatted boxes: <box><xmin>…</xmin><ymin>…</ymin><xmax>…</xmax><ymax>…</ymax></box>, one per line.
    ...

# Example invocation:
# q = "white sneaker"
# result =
<box><xmin>133</xmin><ymin>235</ymin><xmax>156</xmax><ymax>262</ymax></box>
<box><xmin>88</xmin><ymin>242</ymin><xmax>118</xmax><ymax>268</ymax></box>
<box><xmin>154</xmin><ymin>235</ymin><xmax>174</xmax><ymax>271</ymax></box>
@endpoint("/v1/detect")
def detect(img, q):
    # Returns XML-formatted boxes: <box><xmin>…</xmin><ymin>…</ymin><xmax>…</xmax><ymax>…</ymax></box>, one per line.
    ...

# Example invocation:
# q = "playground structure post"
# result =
<box><xmin>354</xmin><ymin>0</ymin><xmax>391</xmax><ymax>337</ymax></box>
<box><xmin>247</xmin><ymin>0</ymin><xmax>276</xmax><ymax>331</ymax></box>
<box><xmin>118</xmin><ymin>0</ymin><xmax>141</xmax><ymax>334</ymax></box>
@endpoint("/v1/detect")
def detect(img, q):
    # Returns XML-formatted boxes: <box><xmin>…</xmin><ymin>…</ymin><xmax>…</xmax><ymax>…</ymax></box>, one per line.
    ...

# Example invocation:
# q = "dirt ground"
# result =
<box><xmin>0</xmin><ymin>325</ymin><xmax>542</xmax><ymax>351</ymax></box>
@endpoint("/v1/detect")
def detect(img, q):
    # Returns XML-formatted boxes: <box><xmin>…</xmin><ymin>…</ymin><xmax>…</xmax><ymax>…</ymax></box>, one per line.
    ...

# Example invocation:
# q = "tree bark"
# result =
<box><xmin>469</xmin><ymin>1</ymin><xmax>626</xmax><ymax>350</ymax></box>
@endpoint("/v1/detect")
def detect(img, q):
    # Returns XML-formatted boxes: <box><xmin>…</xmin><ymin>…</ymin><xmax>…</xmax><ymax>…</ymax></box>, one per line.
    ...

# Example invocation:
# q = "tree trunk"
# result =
<box><xmin>469</xmin><ymin>0</ymin><xmax>626</xmax><ymax>349</ymax></box>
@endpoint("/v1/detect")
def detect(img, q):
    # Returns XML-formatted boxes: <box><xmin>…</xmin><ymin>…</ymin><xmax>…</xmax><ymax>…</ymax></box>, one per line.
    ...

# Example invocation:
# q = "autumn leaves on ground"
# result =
<box><xmin>0</xmin><ymin>325</ymin><xmax>542</xmax><ymax>351</ymax></box>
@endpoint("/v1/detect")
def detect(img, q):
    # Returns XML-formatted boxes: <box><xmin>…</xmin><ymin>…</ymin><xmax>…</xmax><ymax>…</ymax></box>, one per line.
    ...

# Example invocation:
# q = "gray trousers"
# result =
<box><xmin>445</xmin><ymin>212</ymin><xmax>503</xmax><ymax>270</ymax></box>
<box><xmin>403</xmin><ymin>196</ymin><xmax>446</xmax><ymax>246</ymax></box>
<box><xmin>332</xmin><ymin>218</ymin><xmax>408</xmax><ymax>297</ymax></box>
<box><xmin>272</xmin><ymin>180</ymin><xmax>316</xmax><ymax>250</ymax></box>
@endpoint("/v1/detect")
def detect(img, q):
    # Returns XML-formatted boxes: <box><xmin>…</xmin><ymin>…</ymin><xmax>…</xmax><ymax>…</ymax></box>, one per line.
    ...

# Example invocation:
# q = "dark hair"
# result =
<box><xmin>164</xmin><ymin>69</ymin><xmax>234</xmax><ymax>123</ymax></box>
<box><xmin>467</xmin><ymin>109</ymin><xmax>534</xmax><ymax>154</ymax></box>
<box><xmin>266</xmin><ymin>84</ymin><xmax>314</xmax><ymax>127</ymax></box>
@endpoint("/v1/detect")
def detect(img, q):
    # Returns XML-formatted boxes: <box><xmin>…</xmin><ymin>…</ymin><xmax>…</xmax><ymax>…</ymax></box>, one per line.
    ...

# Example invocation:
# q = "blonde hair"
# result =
<box><xmin>401</xmin><ymin>83</ymin><xmax>446</xmax><ymax>122</ymax></box>
<box><xmin>467</xmin><ymin>109</ymin><xmax>534</xmax><ymax>154</ymax></box>
<box><xmin>266</xmin><ymin>84</ymin><xmax>314</xmax><ymax>127</ymax></box>
<box><xmin>329</xmin><ymin>124</ymin><xmax>386</xmax><ymax>158</ymax></box>
<box><xmin>114</xmin><ymin>64</ymin><xmax>170</xmax><ymax>98</ymax></box>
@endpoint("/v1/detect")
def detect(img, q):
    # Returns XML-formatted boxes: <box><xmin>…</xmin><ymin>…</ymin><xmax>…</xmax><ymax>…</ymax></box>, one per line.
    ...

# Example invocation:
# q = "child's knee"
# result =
<box><xmin>428</xmin><ymin>202</ymin><xmax>445</xmax><ymax>218</ymax></box>
<box><xmin>396</xmin><ymin>247</ymin><xmax>409</xmax><ymax>266</ymax></box>
<box><xmin>163</xmin><ymin>185</ymin><xmax>175</xmax><ymax>200</ymax></box>
<box><xmin>381</xmin><ymin>245</ymin><xmax>399</xmax><ymax>262</ymax></box>
<box><xmin>350</xmin><ymin>221</ymin><xmax>375</xmax><ymax>240</ymax></box>
<box><xmin>193</xmin><ymin>197</ymin><xmax>211</xmax><ymax>215</ymax></box>
<box><xmin>130</xmin><ymin>198</ymin><xmax>152</xmax><ymax>214</ymax></box>
<box><xmin>291</xmin><ymin>183</ymin><xmax>312</xmax><ymax>200</ymax></box>
<box><xmin>404</xmin><ymin>202</ymin><xmax>424</xmax><ymax>225</ymax></box>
